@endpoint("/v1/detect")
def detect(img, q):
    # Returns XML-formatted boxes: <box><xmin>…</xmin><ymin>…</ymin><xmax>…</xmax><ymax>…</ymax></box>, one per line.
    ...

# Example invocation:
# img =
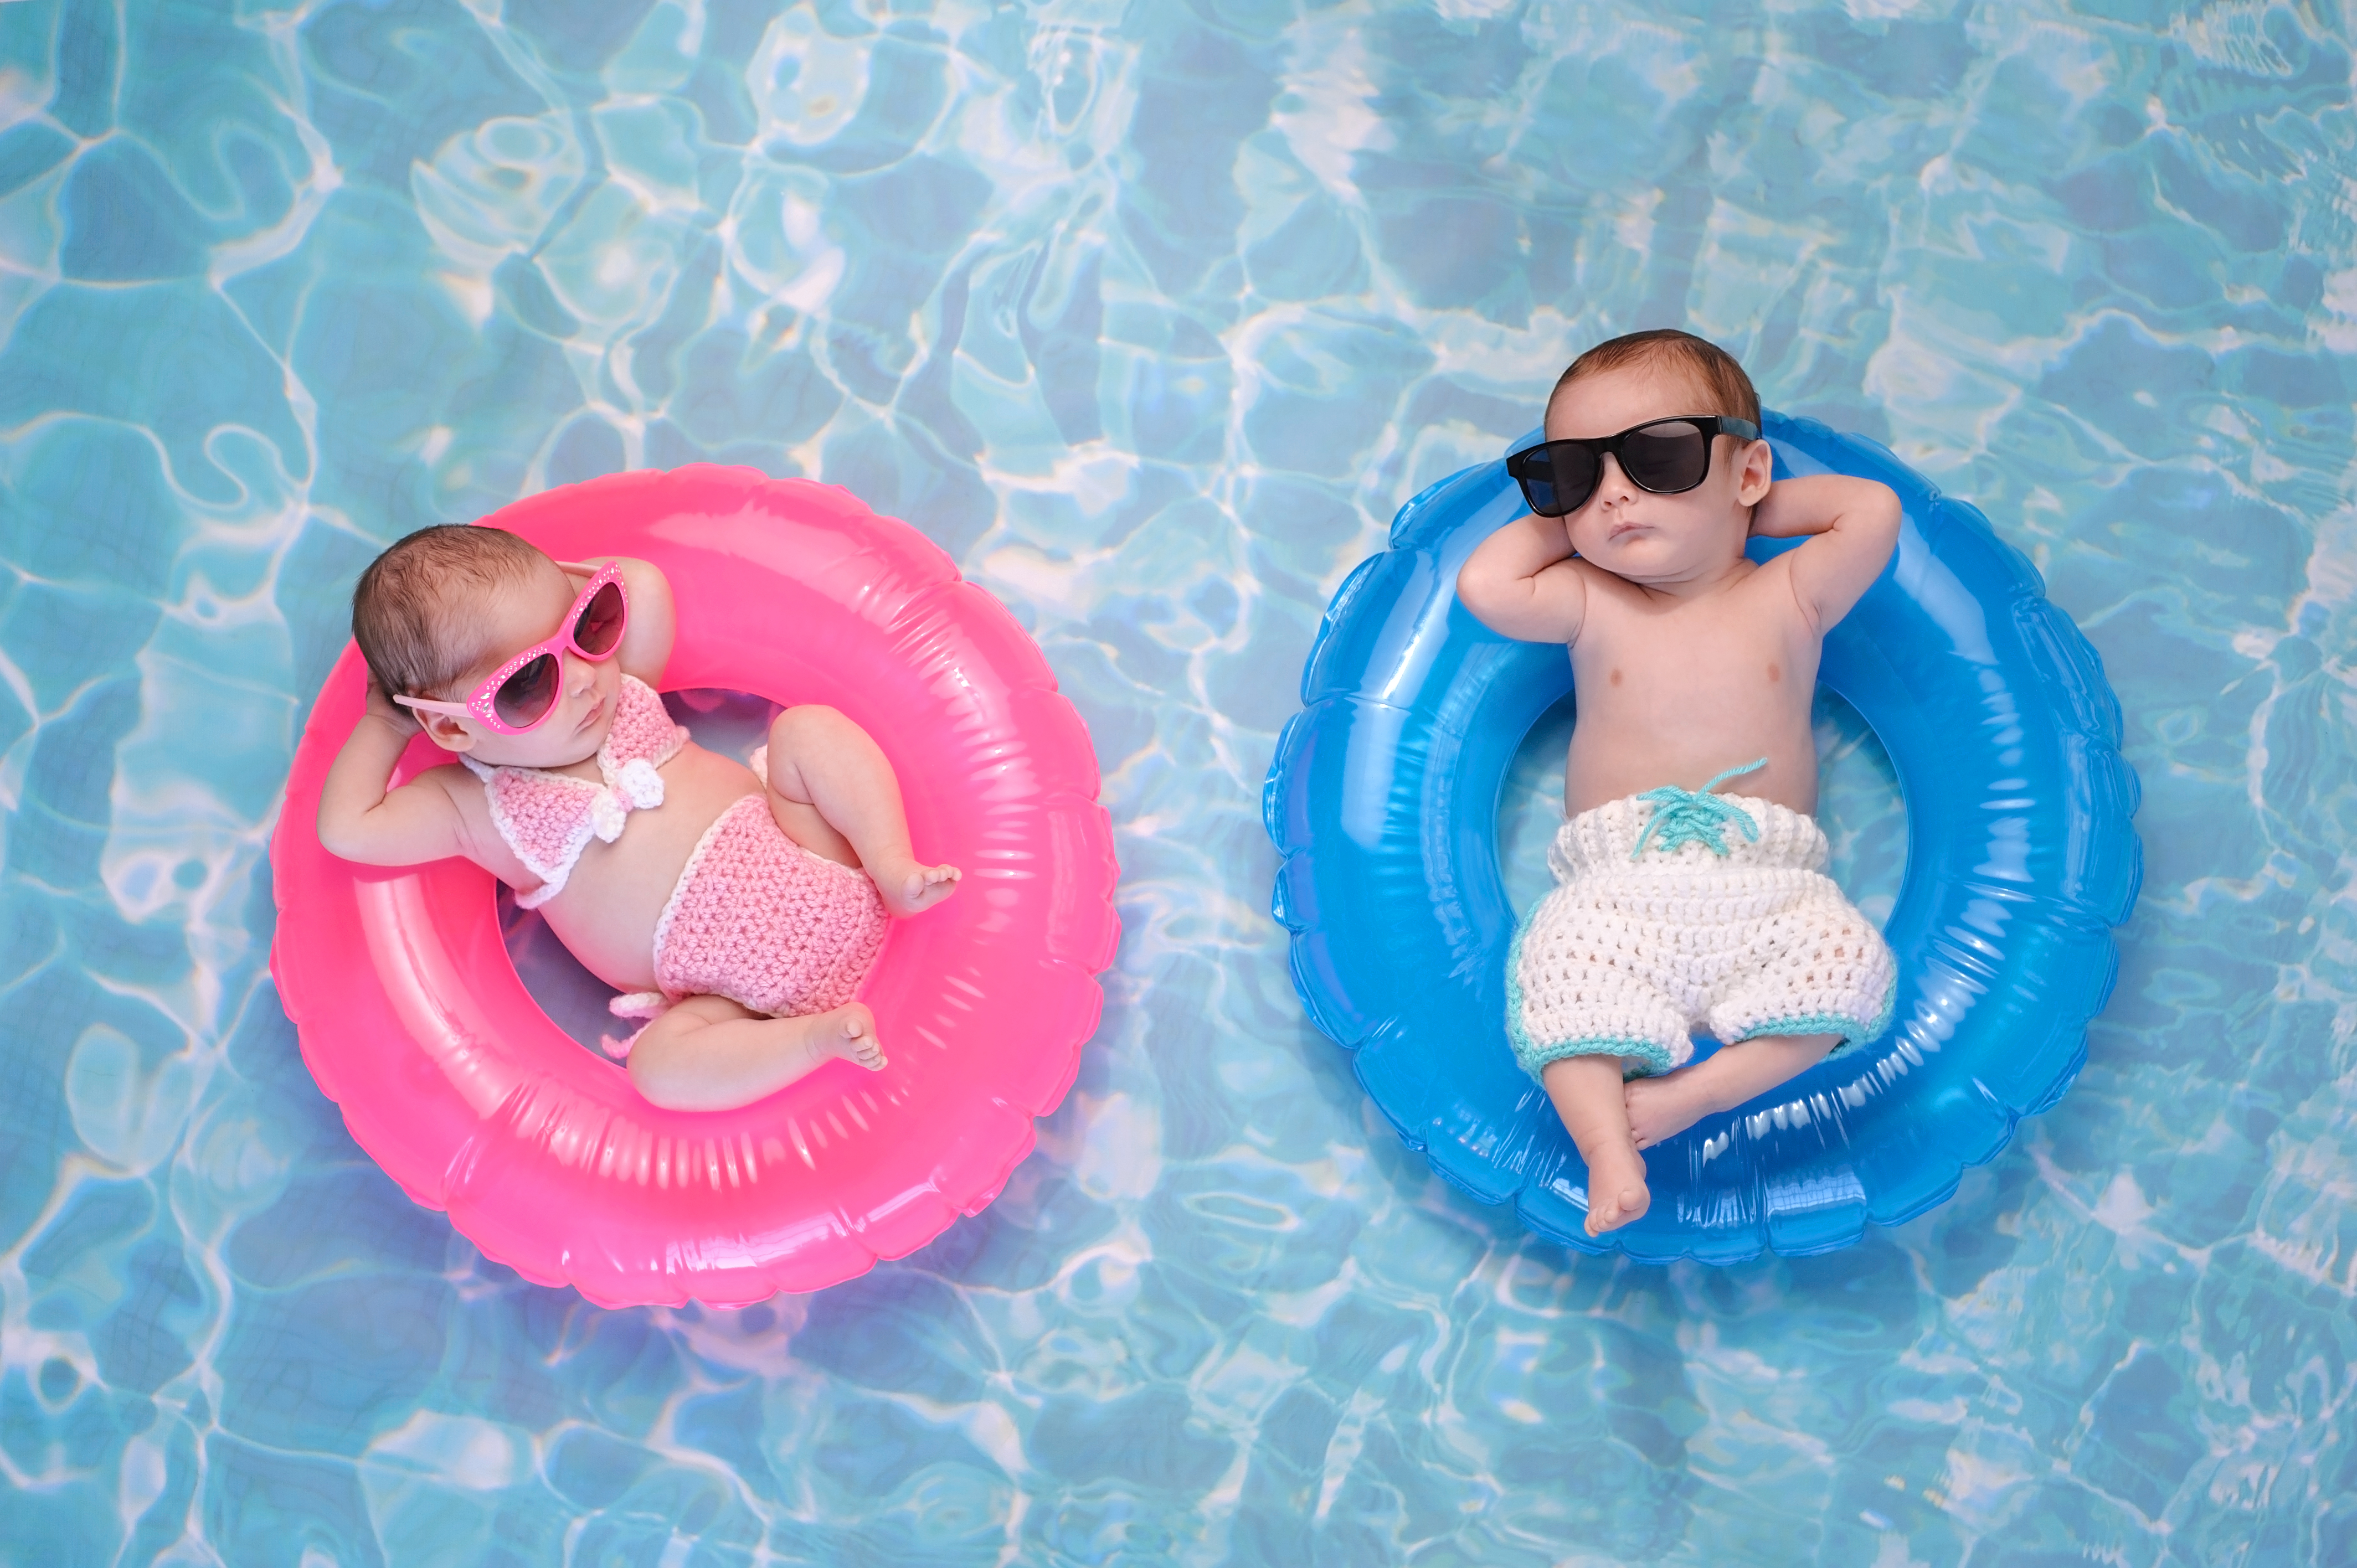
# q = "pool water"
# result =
<box><xmin>4</xmin><ymin>2</ymin><xmax>2354</xmax><ymax>1563</ymax></box>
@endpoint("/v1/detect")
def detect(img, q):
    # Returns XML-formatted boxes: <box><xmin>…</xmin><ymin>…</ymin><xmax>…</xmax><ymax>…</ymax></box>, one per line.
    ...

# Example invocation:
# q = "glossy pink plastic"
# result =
<box><xmin>271</xmin><ymin>467</ymin><xmax>1121</xmax><ymax>1307</ymax></box>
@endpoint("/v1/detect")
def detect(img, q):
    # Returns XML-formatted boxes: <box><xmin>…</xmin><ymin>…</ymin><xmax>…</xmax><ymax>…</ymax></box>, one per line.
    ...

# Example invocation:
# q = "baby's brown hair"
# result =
<box><xmin>352</xmin><ymin>525</ymin><xmax>551</xmax><ymax>700</ymax></box>
<box><xmin>1552</xmin><ymin>328</ymin><xmax>1760</xmax><ymax>425</ymax></box>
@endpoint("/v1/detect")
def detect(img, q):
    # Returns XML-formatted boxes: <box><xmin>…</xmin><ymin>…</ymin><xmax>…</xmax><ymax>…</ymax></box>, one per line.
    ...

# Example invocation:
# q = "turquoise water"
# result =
<box><xmin>3</xmin><ymin>0</ymin><xmax>2353</xmax><ymax>1561</ymax></box>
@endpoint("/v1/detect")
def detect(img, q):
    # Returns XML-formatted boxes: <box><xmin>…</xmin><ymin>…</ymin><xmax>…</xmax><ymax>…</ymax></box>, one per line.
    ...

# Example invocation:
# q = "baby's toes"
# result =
<box><xmin>896</xmin><ymin>863</ymin><xmax>962</xmax><ymax>914</ymax></box>
<box><xmin>828</xmin><ymin>1005</ymin><xmax>886</xmax><ymax>1069</ymax></box>
<box><xmin>1585</xmin><ymin>1179</ymin><xmax>1650</xmax><ymax>1236</ymax></box>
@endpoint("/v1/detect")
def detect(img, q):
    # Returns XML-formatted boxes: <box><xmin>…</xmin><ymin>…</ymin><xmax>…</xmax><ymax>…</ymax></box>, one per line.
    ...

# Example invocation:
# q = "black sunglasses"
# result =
<box><xmin>1505</xmin><ymin>415</ymin><xmax>1762</xmax><ymax>518</ymax></box>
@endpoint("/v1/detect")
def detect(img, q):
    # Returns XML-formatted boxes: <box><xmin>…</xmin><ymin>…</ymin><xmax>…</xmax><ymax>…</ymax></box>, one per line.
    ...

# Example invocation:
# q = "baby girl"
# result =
<box><xmin>317</xmin><ymin>525</ymin><xmax>959</xmax><ymax>1113</ymax></box>
<box><xmin>1457</xmin><ymin>329</ymin><xmax>1902</xmax><ymax>1236</ymax></box>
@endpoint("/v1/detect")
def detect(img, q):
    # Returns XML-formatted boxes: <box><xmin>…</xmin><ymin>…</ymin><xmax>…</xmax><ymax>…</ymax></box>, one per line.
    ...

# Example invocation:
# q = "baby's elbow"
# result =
<box><xmin>1839</xmin><ymin>481</ymin><xmax>1901</xmax><ymax>561</ymax></box>
<box><xmin>317</xmin><ymin>812</ymin><xmax>398</xmax><ymax>866</ymax></box>
<box><xmin>316</xmin><ymin>818</ymin><xmax>360</xmax><ymax>863</ymax></box>
<box><xmin>1869</xmin><ymin>490</ymin><xmax>1903</xmax><ymax>560</ymax></box>
<box><xmin>1455</xmin><ymin>561</ymin><xmax>1506</xmax><ymax>623</ymax></box>
<box><xmin>1455</xmin><ymin>567</ymin><xmax>1558</xmax><ymax>642</ymax></box>
<box><xmin>317</xmin><ymin>814</ymin><xmax>372</xmax><ymax>864</ymax></box>
<box><xmin>621</xmin><ymin>556</ymin><xmax>675</xmax><ymax>608</ymax></box>
<box><xmin>1866</xmin><ymin>479</ymin><xmax>1902</xmax><ymax>533</ymax></box>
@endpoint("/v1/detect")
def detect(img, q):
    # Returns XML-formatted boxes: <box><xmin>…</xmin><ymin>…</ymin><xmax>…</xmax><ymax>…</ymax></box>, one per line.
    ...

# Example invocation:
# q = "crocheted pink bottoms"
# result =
<box><xmin>605</xmin><ymin>793</ymin><xmax>889</xmax><ymax>1051</ymax></box>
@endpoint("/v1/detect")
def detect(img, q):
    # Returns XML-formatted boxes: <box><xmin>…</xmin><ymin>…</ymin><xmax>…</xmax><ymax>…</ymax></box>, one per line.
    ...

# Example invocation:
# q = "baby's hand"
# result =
<box><xmin>364</xmin><ymin>675</ymin><xmax>422</xmax><ymax>738</ymax></box>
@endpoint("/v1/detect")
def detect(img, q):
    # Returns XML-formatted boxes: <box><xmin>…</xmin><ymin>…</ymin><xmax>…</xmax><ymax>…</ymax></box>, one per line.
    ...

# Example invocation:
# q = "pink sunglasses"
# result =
<box><xmin>394</xmin><ymin>561</ymin><xmax>629</xmax><ymax>735</ymax></box>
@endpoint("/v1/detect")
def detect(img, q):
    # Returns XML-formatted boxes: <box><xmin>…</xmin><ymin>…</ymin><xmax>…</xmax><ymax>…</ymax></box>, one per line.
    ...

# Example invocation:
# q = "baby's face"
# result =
<box><xmin>1543</xmin><ymin>360</ymin><xmax>1772</xmax><ymax>585</ymax></box>
<box><xmin>426</xmin><ymin>560</ymin><xmax>622</xmax><ymax>769</ymax></box>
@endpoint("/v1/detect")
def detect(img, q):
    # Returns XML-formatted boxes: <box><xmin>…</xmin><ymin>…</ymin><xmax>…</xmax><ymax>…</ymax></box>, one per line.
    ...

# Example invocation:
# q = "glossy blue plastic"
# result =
<box><xmin>1263</xmin><ymin>414</ymin><xmax>2142</xmax><ymax>1263</ymax></box>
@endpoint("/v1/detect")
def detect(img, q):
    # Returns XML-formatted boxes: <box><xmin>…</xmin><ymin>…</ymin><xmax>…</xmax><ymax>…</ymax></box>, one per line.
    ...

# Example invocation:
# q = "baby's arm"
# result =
<box><xmin>1749</xmin><ymin>474</ymin><xmax>1901</xmax><ymax>632</ymax></box>
<box><xmin>1455</xmin><ymin>510</ymin><xmax>1589</xmax><ymax>643</ymax></box>
<box><xmin>562</xmin><ymin>556</ymin><xmax>676</xmax><ymax>685</ymax></box>
<box><xmin>316</xmin><ymin>682</ymin><xmax>474</xmax><ymax>866</ymax></box>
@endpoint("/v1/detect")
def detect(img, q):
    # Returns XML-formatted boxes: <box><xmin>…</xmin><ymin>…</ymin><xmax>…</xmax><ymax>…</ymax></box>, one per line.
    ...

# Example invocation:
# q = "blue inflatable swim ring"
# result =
<box><xmin>1264</xmin><ymin>412</ymin><xmax>2142</xmax><ymax>1263</ymax></box>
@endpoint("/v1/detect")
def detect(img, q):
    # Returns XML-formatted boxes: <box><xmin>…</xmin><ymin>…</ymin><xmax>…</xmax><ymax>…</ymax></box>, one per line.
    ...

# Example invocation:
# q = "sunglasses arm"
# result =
<box><xmin>389</xmin><ymin>693</ymin><xmax>474</xmax><ymax>719</ymax></box>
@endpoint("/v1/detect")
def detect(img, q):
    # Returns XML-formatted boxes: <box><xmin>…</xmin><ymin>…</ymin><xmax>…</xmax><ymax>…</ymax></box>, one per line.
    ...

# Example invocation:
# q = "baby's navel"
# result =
<box><xmin>1609</xmin><ymin>668</ymin><xmax>1624</xmax><ymax>687</ymax></box>
<box><xmin>1767</xmin><ymin>661</ymin><xmax>1782</xmax><ymax>683</ymax></box>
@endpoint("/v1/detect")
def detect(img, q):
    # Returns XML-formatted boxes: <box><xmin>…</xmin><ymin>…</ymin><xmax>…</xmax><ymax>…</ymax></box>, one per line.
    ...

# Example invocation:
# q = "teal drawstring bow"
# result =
<box><xmin>1630</xmin><ymin>759</ymin><xmax>1768</xmax><ymax>860</ymax></box>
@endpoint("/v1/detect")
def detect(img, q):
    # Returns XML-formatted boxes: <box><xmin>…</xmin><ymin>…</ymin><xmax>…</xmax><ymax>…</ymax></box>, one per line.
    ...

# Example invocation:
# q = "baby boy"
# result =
<box><xmin>1456</xmin><ymin>329</ymin><xmax>1902</xmax><ymax>1235</ymax></box>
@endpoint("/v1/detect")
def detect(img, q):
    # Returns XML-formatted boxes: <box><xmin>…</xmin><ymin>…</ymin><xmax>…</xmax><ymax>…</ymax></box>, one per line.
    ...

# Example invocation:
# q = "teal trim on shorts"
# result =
<box><xmin>1504</xmin><ymin>910</ymin><xmax>1682</xmax><ymax>1083</ymax></box>
<box><xmin>1518</xmin><ymin>1033</ymin><xmax>1681</xmax><ymax>1082</ymax></box>
<box><xmin>1728</xmin><ymin>973</ymin><xmax>1900</xmax><ymax>1060</ymax></box>
<box><xmin>1503</xmin><ymin>910</ymin><xmax>1536</xmax><ymax>1070</ymax></box>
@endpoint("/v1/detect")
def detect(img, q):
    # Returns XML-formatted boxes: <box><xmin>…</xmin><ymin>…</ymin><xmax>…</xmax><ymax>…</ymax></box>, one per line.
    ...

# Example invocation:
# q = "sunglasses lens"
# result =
<box><xmin>1622</xmin><ymin>421</ymin><xmax>1710</xmax><ymax>493</ymax></box>
<box><xmin>575</xmin><ymin>580</ymin><xmax>626</xmax><ymax>656</ymax></box>
<box><xmin>492</xmin><ymin>653</ymin><xmax>560</xmax><ymax>729</ymax></box>
<box><xmin>1516</xmin><ymin>444</ymin><xmax>1598</xmax><ymax>517</ymax></box>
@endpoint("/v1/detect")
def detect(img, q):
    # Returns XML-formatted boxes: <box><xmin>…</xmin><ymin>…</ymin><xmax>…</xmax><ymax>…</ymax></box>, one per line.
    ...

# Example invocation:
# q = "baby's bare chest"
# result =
<box><xmin>1573</xmin><ymin>579</ymin><xmax>1817</xmax><ymax>702</ymax></box>
<box><xmin>1562</xmin><ymin>576</ymin><xmax>1828</xmax><ymax>811</ymax></box>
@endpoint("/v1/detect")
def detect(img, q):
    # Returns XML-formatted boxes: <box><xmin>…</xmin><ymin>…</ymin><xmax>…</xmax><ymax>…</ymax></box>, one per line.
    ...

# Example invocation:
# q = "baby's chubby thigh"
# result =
<box><xmin>745</xmin><ymin>708</ymin><xmax>863</xmax><ymax>869</ymax></box>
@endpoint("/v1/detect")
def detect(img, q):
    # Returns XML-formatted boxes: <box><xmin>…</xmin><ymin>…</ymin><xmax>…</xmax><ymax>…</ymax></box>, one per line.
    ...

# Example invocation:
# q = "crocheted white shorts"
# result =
<box><xmin>1507</xmin><ymin>792</ymin><xmax>1896</xmax><ymax>1082</ymax></box>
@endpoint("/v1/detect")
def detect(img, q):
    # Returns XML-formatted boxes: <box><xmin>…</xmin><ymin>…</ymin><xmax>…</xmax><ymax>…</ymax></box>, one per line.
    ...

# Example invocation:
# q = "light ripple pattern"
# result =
<box><xmin>0</xmin><ymin>2</ymin><xmax>2351</xmax><ymax>1564</ymax></box>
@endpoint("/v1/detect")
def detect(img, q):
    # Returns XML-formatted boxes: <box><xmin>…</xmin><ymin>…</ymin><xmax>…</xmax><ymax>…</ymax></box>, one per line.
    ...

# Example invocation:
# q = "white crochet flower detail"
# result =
<box><xmin>615</xmin><ymin>757</ymin><xmax>665</xmax><ymax>811</ymax></box>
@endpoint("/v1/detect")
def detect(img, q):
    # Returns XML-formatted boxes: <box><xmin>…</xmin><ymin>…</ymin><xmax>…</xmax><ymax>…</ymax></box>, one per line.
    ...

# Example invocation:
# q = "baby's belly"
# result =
<box><xmin>532</xmin><ymin>749</ymin><xmax>766</xmax><ymax>991</ymax></box>
<box><xmin>1563</xmin><ymin>708</ymin><xmax>1822</xmax><ymax>818</ymax></box>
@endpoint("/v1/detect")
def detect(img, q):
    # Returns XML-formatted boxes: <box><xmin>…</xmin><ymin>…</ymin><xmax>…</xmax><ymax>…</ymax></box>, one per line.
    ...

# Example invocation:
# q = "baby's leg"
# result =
<box><xmin>1540</xmin><ymin>1054</ymin><xmax>1650</xmax><ymax>1236</ymax></box>
<box><xmin>1624</xmin><ymin>1033</ymin><xmax>1839</xmax><ymax>1150</ymax></box>
<box><xmin>759</xmin><ymin>705</ymin><xmax>959</xmax><ymax>916</ymax></box>
<box><xmin>627</xmin><ymin>993</ymin><xmax>884</xmax><ymax>1113</ymax></box>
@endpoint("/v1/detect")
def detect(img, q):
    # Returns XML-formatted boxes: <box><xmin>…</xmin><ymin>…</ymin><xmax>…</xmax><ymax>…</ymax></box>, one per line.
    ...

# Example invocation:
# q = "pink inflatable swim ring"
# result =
<box><xmin>270</xmin><ymin>466</ymin><xmax>1121</xmax><ymax>1307</ymax></box>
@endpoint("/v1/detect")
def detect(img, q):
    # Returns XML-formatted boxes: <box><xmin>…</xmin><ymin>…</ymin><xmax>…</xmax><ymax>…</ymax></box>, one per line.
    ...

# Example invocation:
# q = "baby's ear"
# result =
<box><xmin>1737</xmin><ymin>438</ymin><xmax>1774</xmax><ymax>506</ymax></box>
<box><xmin>418</xmin><ymin>712</ymin><xmax>479</xmax><ymax>754</ymax></box>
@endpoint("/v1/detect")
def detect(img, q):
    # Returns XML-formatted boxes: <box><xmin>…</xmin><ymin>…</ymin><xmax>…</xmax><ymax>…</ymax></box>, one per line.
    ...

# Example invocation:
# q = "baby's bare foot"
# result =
<box><xmin>1624</xmin><ymin>1071</ymin><xmax>1717</xmax><ymax>1151</ymax></box>
<box><xmin>1585</xmin><ymin>1138</ymin><xmax>1650</xmax><ymax>1236</ymax></box>
<box><xmin>815</xmin><ymin>1003</ymin><xmax>886</xmax><ymax>1071</ymax></box>
<box><xmin>879</xmin><ymin>860</ymin><xmax>960</xmax><ymax>917</ymax></box>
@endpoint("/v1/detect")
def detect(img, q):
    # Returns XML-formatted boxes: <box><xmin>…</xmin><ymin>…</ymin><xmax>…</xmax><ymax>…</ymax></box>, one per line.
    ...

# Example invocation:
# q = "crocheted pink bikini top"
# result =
<box><xmin>462</xmin><ymin>674</ymin><xmax>688</xmax><ymax>909</ymax></box>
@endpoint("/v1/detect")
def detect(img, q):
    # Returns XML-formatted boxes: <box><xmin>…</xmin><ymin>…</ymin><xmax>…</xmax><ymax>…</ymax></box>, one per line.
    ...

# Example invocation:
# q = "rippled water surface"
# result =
<box><xmin>4</xmin><ymin>2</ymin><xmax>2355</xmax><ymax>1563</ymax></box>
